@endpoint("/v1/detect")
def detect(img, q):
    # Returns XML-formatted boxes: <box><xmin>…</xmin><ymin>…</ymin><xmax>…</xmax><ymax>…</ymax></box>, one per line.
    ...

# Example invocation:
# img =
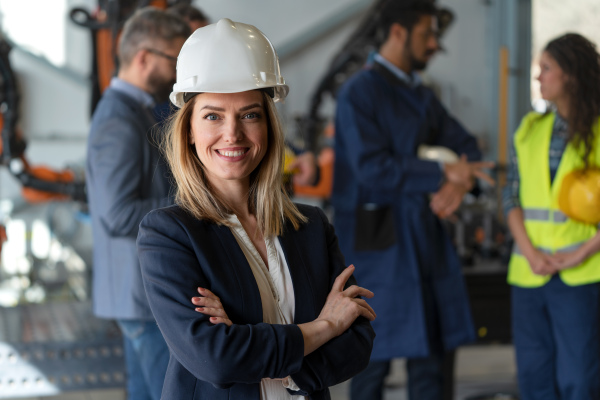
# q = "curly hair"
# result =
<box><xmin>544</xmin><ymin>33</ymin><xmax>600</xmax><ymax>166</ymax></box>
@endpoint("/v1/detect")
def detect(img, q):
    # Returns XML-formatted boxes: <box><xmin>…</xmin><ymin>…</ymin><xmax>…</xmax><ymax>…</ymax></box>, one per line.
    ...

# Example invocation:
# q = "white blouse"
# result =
<box><xmin>228</xmin><ymin>215</ymin><xmax>306</xmax><ymax>400</ymax></box>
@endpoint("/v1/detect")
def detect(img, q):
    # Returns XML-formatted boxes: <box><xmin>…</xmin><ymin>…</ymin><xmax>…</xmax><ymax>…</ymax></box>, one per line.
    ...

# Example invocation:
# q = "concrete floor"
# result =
<box><xmin>6</xmin><ymin>345</ymin><xmax>519</xmax><ymax>400</ymax></box>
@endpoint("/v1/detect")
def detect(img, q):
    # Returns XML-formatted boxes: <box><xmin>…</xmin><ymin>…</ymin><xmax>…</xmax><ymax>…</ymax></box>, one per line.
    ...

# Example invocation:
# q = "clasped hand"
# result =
<box><xmin>431</xmin><ymin>154</ymin><xmax>495</xmax><ymax>219</ymax></box>
<box><xmin>525</xmin><ymin>248</ymin><xmax>586</xmax><ymax>276</ymax></box>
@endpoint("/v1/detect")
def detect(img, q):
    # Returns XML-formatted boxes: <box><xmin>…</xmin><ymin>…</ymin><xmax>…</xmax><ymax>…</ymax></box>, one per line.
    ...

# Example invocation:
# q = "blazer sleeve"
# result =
<box><xmin>289</xmin><ymin>207</ymin><xmax>375</xmax><ymax>395</ymax></box>
<box><xmin>88</xmin><ymin>116</ymin><xmax>171</xmax><ymax>238</ymax></box>
<box><xmin>335</xmin><ymin>80</ymin><xmax>443</xmax><ymax>194</ymax></box>
<box><xmin>137</xmin><ymin>209</ymin><xmax>305</xmax><ymax>388</ymax></box>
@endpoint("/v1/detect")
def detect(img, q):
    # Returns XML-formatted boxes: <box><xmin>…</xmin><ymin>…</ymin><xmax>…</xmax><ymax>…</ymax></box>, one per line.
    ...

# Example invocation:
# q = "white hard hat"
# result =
<box><xmin>170</xmin><ymin>18</ymin><xmax>289</xmax><ymax>108</ymax></box>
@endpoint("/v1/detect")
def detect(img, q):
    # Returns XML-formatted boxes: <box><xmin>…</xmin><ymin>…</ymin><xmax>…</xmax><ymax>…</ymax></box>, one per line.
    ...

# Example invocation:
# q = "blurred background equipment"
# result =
<box><xmin>0</xmin><ymin>36</ymin><xmax>86</xmax><ymax>204</ymax></box>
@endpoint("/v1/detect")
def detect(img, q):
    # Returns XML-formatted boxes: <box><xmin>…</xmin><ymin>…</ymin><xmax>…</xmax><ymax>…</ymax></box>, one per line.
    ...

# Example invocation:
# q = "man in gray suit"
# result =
<box><xmin>85</xmin><ymin>8</ymin><xmax>190</xmax><ymax>400</ymax></box>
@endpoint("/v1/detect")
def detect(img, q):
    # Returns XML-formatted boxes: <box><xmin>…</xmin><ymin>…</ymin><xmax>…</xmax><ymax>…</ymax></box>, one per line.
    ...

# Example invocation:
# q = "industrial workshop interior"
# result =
<box><xmin>1</xmin><ymin>0</ymin><xmax>600</xmax><ymax>399</ymax></box>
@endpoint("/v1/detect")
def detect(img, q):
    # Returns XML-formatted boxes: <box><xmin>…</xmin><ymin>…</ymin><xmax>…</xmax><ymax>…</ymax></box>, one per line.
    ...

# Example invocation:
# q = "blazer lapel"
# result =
<box><xmin>278</xmin><ymin>225</ymin><xmax>317</xmax><ymax>324</ymax></box>
<box><xmin>211</xmin><ymin>224</ymin><xmax>264</xmax><ymax>324</ymax></box>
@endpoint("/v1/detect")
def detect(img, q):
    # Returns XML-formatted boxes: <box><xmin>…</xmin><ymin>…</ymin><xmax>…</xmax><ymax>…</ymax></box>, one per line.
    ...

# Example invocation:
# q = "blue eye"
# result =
<box><xmin>205</xmin><ymin>113</ymin><xmax>218</xmax><ymax>121</ymax></box>
<box><xmin>244</xmin><ymin>112</ymin><xmax>259</xmax><ymax>119</ymax></box>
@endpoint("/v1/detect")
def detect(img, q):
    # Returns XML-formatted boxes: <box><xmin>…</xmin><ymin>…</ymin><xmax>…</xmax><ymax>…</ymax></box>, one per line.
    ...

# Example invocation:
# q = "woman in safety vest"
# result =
<box><xmin>136</xmin><ymin>19</ymin><xmax>375</xmax><ymax>400</ymax></box>
<box><xmin>503</xmin><ymin>33</ymin><xmax>600</xmax><ymax>399</ymax></box>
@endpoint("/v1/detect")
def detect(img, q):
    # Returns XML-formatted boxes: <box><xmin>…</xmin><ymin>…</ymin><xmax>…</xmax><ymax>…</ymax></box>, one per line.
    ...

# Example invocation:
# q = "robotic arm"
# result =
<box><xmin>0</xmin><ymin>37</ymin><xmax>87</xmax><ymax>203</ymax></box>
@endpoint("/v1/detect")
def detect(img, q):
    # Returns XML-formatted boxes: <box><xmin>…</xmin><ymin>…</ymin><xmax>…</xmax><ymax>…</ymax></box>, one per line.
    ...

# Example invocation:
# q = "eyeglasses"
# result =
<box><xmin>145</xmin><ymin>48</ymin><xmax>177</xmax><ymax>63</ymax></box>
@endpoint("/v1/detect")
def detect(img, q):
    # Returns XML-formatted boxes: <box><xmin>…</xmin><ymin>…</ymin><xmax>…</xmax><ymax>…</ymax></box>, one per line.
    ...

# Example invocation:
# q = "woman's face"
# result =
<box><xmin>537</xmin><ymin>51</ymin><xmax>568</xmax><ymax>103</ymax></box>
<box><xmin>189</xmin><ymin>90</ymin><xmax>268</xmax><ymax>189</ymax></box>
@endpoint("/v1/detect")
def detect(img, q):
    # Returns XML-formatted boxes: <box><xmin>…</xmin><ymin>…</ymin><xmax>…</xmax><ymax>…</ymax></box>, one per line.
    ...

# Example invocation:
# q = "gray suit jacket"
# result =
<box><xmin>86</xmin><ymin>87</ymin><xmax>172</xmax><ymax>319</ymax></box>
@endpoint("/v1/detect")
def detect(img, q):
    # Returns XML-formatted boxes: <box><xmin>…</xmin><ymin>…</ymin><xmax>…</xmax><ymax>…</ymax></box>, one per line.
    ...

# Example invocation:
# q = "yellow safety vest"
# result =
<box><xmin>508</xmin><ymin>112</ymin><xmax>600</xmax><ymax>287</ymax></box>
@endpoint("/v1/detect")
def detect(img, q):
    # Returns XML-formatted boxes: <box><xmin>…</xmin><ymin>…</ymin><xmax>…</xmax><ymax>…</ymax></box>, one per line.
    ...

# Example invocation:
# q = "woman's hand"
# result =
<box><xmin>443</xmin><ymin>154</ymin><xmax>495</xmax><ymax>189</ymax></box>
<box><xmin>548</xmin><ymin>250</ymin><xmax>586</xmax><ymax>271</ymax></box>
<box><xmin>191</xmin><ymin>287</ymin><xmax>232</xmax><ymax>327</ymax></box>
<box><xmin>316</xmin><ymin>265</ymin><xmax>376</xmax><ymax>337</ymax></box>
<box><xmin>298</xmin><ymin>265</ymin><xmax>375</xmax><ymax>356</ymax></box>
<box><xmin>524</xmin><ymin>249</ymin><xmax>556</xmax><ymax>276</ymax></box>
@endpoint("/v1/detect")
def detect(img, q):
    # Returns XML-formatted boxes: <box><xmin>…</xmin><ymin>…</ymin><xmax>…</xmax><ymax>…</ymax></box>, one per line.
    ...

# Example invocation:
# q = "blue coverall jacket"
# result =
<box><xmin>332</xmin><ymin>61</ymin><xmax>478</xmax><ymax>360</ymax></box>
<box><xmin>137</xmin><ymin>204</ymin><xmax>375</xmax><ymax>400</ymax></box>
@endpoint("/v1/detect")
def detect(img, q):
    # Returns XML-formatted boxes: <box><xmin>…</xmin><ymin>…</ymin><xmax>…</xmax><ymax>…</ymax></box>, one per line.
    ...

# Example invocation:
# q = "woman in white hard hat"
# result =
<box><xmin>136</xmin><ymin>18</ymin><xmax>375</xmax><ymax>400</ymax></box>
<box><xmin>503</xmin><ymin>33</ymin><xmax>600</xmax><ymax>400</ymax></box>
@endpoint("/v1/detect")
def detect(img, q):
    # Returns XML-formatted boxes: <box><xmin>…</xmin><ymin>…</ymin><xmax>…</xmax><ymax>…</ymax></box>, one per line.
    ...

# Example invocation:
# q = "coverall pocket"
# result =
<box><xmin>354</xmin><ymin>204</ymin><xmax>397</xmax><ymax>251</ymax></box>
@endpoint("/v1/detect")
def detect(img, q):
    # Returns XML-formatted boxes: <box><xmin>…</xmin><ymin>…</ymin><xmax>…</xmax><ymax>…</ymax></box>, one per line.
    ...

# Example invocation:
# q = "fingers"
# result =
<box><xmin>192</xmin><ymin>287</ymin><xmax>231</xmax><ymax>322</ymax></box>
<box><xmin>430</xmin><ymin>184</ymin><xmax>463</xmax><ymax>218</ymax></box>
<box><xmin>430</xmin><ymin>190</ymin><xmax>455</xmax><ymax>215</ymax></box>
<box><xmin>436</xmin><ymin>196</ymin><xmax>461</xmax><ymax>219</ymax></box>
<box><xmin>208</xmin><ymin>317</ymin><xmax>232</xmax><ymax>327</ymax></box>
<box><xmin>354</xmin><ymin>299</ymin><xmax>377</xmax><ymax>321</ymax></box>
<box><xmin>191</xmin><ymin>295</ymin><xmax>223</xmax><ymax>309</ymax></box>
<box><xmin>469</xmin><ymin>161</ymin><xmax>495</xmax><ymax>169</ymax></box>
<box><xmin>454</xmin><ymin>155</ymin><xmax>494</xmax><ymax>186</ymax></box>
<box><xmin>194</xmin><ymin>306</ymin><xmax>229</xmax><ymax>318</ymax></box>
<box><xmin>197</xmin><ymin>287</ymin><xmax>220</xmax><ymax>300</ymax></box>
<box><xmin>531</xmin><ymin>258</ymin><xmax>556</xmax><ymax>275</ymax></box>
<box><xmin>332</xmin><ymin>265</ymin><xmax>355</xmax><ymax>292</ymax></box>
<box><xmin>343</xmin><ymin>284</ymin><xmax>374</xmax><ymax>299</ymax></box>
<box><xmin>472</xmin><ymin>169</ymin><xmax>496</xmax><ymax>186</ymax></box>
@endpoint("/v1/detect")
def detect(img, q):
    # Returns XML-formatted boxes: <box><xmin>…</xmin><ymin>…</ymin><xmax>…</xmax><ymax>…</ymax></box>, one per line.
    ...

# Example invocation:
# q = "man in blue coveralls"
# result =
<box><xmin>332</xmin><ymin>1</ymin><xmax>493</xmax><ymax>399</ymax></box>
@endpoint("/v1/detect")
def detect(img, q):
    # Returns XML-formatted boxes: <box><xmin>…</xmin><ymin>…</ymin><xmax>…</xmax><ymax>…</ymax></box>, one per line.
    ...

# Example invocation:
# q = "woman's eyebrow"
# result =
<box><xmin>199</xmin><ymin>105</ymin><xmax>225</xmax><ymax>111</ymax></box>
<box><xmin>198</xmin><ymin>103</ymin><xmax>262</xmax><ymax>112</ymax></box>
<box><xmin>239</xmin><ymin>103</ymin><xmax>262</xmax><ymax>112</ymax></box>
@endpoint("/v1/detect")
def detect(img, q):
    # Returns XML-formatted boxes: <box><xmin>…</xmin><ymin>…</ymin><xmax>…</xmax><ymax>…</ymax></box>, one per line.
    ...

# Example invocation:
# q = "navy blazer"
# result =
<box><xmin>137</xmin><ymin>204</ymin><xmax>375</xmax><ymax>400</ymax></box>
<box><xmin>86</xmin><ymin>87</ymin><xmax>172</xmax><ymax>319</ymax></box>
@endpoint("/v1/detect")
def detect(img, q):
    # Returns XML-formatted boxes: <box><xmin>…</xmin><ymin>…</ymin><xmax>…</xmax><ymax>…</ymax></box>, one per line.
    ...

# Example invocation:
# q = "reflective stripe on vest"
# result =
<box><xmin>512</xmin><ymin>241</ymin><xmax>585</xmax><ymax>256</ymax></box>
<box><xmin>522</xmin><ymin>207</ymin><xmax>569</xmax><ymax>223</ymax></box>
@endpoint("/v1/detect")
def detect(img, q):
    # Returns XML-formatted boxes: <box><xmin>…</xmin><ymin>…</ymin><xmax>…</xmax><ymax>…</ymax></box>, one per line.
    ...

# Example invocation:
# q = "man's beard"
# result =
<box><xmin>408</xmin><ymin>49</ymin><xmax>436</xmax><ymax>72</ymax></box>
<box><xmin>404</xmin><ymin>37</ymin><xmax>436</xmax><ymax>72</ymax></box>
<box><xmin>147</xmin><ymin>68</ymin><xmax>175</xmax><ymax>103</ymax></box>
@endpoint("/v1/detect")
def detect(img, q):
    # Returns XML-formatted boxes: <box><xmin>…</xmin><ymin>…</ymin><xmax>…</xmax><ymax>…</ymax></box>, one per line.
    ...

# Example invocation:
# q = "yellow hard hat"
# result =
<box><xmin>558</xmin><ymin>169</ymin><xmax>600</xmax><ymax>225</ymax></box>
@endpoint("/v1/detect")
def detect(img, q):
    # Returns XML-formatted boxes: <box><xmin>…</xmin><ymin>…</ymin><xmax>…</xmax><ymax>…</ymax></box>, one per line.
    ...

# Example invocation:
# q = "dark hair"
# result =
<box><xmin>545</xmin><ymin>33</ymin><xmax>600</xmax><ymax>166</ymax></box>
<box><xmin>167</xmin><ymin>3</ymin><xmax>208</xmax><ymax>23</ymax></box>
<box><xmin>379</xmin><ymin>0</ymin><xmax>437</xmax><ymax>39</ymax></box>
<box><xmin>118</xmin><ymin>7</ymin><xmax>191</xmax><ymax>67</ymax></box>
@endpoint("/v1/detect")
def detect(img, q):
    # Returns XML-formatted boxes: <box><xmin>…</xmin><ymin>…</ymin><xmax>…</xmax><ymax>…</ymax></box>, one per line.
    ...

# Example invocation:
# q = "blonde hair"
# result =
<box><xmin>163</xmin><ymin>91</ymin><xmax>307</xmax><ymax>236</ymax></box>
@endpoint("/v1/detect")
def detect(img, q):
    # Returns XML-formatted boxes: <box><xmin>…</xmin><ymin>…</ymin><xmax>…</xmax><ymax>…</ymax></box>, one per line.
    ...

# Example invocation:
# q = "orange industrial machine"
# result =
<box><xmin>70</xmin><ymin>0</ymin><xmax>179</xmax><ymax>114</ymax></box>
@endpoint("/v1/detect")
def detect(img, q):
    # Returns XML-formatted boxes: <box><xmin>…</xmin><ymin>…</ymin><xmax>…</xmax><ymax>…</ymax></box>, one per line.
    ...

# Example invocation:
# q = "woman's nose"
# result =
<box><xmin>222</xmin><ymin>119</ymin><xmax>242</xmax><ymax>142</ymax></box>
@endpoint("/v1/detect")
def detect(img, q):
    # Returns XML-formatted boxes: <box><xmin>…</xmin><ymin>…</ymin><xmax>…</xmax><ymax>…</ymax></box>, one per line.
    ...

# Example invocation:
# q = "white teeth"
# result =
<box><xmin>219</xmin><ymin>150</ymin><xmax>246</xmax><ymax>158</ymax></box>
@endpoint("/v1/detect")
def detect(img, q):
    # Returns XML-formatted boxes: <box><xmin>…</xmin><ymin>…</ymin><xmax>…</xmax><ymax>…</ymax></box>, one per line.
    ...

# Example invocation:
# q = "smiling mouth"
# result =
<box><xmin>216</xmin><ymin>149</ymin><xmax>247</xmax><ymax>158</ymax></box>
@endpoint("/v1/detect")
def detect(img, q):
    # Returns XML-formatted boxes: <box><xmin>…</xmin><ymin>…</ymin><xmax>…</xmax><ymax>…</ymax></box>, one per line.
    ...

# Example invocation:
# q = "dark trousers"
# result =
<box><xmin>351</xmin><ymin>279</ymin><xmax>455</xmax><ymax>400</ymax></box>
<box><xmin>512</xmin><ymin>275</ymin><xmax>600</xmax><ymax>400</ymax></box>
<box><xmin>350</xmin><ymin>352</ymin><xmax>455</xmax><ymax>400</ymax></box>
